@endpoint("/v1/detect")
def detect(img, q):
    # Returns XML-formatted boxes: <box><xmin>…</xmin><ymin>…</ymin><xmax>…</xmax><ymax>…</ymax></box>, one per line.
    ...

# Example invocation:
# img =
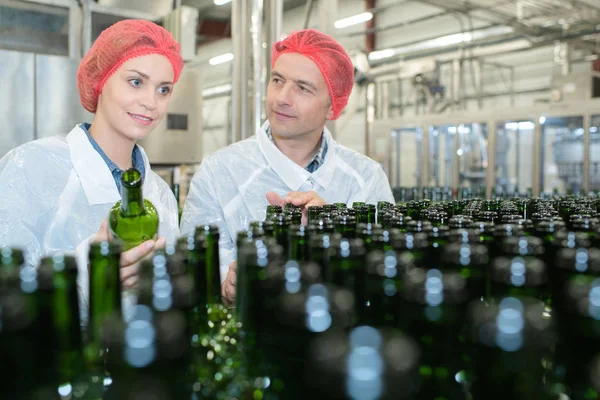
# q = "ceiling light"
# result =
<box><xmin>335</xmin><ymin>12</ymin><xmax>373</xmax><ymax>29</ymax></box>
<box><xmin>202</xmin><ymin>84</ymin><xmax>232</xmax><ymax>97</ymax></box>
<box><xmin>209</xmin><ymin>53</ymin><xmax>234</xmax><ymax>66</ymax></box>
<box><xmin>214</xmin><ymin>0</ymin><xmax>231</xmax><ymax>5</ymax></box>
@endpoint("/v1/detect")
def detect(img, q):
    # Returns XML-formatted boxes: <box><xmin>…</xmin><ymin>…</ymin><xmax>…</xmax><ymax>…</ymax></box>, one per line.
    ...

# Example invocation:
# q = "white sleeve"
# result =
<box><xmin>180</xmin><ymin>160</ymin><xmax>234</xmax><ymax>283</ymax></box>
<box><xmin>0</xmin><ymin>149</ymin><xmax>44</xmax><ymax>267</ymax></box>
<box><xmin>366</xmin><ymin>164</ymin><xmax>395</xmax><ymax>204</ymax></box>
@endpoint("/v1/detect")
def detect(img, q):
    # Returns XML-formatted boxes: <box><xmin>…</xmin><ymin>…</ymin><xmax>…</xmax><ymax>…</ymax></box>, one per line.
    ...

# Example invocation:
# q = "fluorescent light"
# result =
<box><xmin>505</xmin><ymin>121</ymin><xmax>535</xmax><ymax>130</ymax></box>
<box><xmin>209</xmin><ymin>53</ymin><xmax>234</xmax><ymax>66</ymax></box>
<box><xmin>214</xmin><ymin>0</ymin><xmax>231</xmax><ymax>5</ymax></box>
<box><xmin>335</xmin><ymin>12</ymin><xmax>373</xmax><ymax>29</ymax></box>
<box><xmin>368</xmin><ymin>25</ymin><xmax>513</xmax><ymax>61</ymax></box>
<box><xmin>202</xmin><ymin>83</ymin><xmax>232</xmax><ymax>97</ymax></box>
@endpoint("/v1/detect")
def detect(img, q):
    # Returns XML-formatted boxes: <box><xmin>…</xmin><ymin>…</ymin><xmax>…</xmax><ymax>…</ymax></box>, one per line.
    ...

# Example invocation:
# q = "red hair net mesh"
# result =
<box><xmin>271</xmin><ymin>29</ymin><xmax>354</xmax><ymax>120</ymax></box>
<box><xmin>77</xmin><ymin>19</ymin><xmax>184</xmax><ymax>113</ymax></box>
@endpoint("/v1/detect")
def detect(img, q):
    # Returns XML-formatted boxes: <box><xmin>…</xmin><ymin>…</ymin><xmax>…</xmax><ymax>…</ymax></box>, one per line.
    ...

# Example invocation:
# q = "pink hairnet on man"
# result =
<box><xmin>181</xmin><ymin>28</ymin><xmax>394</xmax><ymax>305</ymax></box>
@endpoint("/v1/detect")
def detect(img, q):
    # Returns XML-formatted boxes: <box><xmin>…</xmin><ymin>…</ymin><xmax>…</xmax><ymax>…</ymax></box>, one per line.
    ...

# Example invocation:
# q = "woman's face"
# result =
<box><xmin>96</xmin><ymin>54</ymin><xmax>175</xmax><ymax>142</ymax></box>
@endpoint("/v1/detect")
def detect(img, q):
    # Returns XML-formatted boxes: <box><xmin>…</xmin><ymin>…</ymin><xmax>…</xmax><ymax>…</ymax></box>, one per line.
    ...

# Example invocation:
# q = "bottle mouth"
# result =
<box><xmin>121</xmin><ymin>168</ymin><xmax>142</xmax><ymax>187</ymax></box>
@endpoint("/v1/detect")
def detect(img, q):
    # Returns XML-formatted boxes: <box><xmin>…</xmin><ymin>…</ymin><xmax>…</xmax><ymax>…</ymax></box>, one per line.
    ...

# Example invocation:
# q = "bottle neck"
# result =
<box><xmin>121</xmin><ymin>181</ymin><xmax>145</xmax><ymax>216</ymax></box>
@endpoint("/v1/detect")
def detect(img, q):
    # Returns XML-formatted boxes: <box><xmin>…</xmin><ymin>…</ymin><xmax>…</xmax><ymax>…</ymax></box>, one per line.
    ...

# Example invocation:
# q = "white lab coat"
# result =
<box><xmin>0</xmin><ymin>124</ymin><xmax>180</xmax><ymax>322</ymax></box>
<box><xmin>180</xmin><ymin>120</ymin><xmax>394</xmax><ymax>281</ymax></box>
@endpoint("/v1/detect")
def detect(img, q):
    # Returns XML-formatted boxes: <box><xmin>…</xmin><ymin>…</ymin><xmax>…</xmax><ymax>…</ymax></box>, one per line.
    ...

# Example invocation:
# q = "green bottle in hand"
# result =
<box><xmin>109</xmin><ymin>168</ymin><xmax>159</xmax><ymax>250</ymax></box>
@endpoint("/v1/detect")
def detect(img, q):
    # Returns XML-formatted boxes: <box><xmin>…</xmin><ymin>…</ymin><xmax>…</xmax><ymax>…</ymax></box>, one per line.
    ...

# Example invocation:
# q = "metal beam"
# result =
<box><xmin>88</xmin><ymin>1</ymin><xmax>163</xmax><ymax>21</ymax></box>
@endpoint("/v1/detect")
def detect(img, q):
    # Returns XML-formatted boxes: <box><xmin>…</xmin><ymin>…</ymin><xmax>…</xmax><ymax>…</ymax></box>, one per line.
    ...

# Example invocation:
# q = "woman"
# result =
<box><xmin>0</xmin><ymin>19</ymin><xmax>183</xmax><ymax>321</ymax></box>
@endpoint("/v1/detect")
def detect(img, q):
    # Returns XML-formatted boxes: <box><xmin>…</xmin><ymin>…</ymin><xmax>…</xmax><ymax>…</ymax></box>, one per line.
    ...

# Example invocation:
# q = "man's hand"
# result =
<box><xmin>266</xmin><ymin>190</ymin><xmax>327</xmax><ymax>225</ymax></box>
<box><xmin>92</xmin><ymin>218</ymin><xmax>166</xmax><ymax>289</ymax></box>
<box><xmin>222</xmin><ymin>260</ymin><xmax>237</xmax><ymax>307</ymax></box>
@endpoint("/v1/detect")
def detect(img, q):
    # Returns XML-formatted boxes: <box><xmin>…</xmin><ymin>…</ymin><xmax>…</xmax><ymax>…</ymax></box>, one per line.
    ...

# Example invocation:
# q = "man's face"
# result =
<box><xmin>265</xmin><ymin>52</ymin><xmax>334</xmax><ymax>140</ymax></box>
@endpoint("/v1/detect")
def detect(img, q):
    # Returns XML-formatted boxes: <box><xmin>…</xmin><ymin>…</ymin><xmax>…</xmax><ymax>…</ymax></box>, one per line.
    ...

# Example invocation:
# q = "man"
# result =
<box><xmin>180</xmin><ymin>28</ymin><xmax>394</xmax><ymax>305</ymax></box>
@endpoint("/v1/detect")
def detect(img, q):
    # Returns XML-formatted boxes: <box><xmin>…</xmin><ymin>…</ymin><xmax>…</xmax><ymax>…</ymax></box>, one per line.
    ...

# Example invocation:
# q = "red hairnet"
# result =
<box><xmin>271</xmin><ymin>29</ymin><xmax>354</xmax><ymax>120</ymax></box>
<box><xmin>77</xmin><ymin>19</ymin><xmax>184</xmax><ymax>113</ymax></box>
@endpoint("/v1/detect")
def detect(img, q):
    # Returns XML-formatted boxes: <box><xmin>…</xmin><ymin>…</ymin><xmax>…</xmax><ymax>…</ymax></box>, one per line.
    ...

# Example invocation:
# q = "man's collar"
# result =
<box><xmin>258</xmin><ymin>120</ymin><xmax>337</xmax><ymax>191</ymax></box>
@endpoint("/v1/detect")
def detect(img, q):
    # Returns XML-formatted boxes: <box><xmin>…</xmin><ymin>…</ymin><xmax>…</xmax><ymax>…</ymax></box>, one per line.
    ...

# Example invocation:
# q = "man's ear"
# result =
<box><xmin>326</xmin><ymin>99</ymin><xmax>335</xmax><ymax>120</ymax></box>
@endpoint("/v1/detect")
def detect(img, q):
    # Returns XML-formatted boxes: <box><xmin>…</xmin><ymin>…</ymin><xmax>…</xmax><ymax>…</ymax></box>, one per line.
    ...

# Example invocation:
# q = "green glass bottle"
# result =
<box><xmin>328</xmin><ymin>237</ymin><xmax>367</xmax><ymax>324</ymax></box>
<box><xmin>364</xmin><ymin>249</ymin><xmax>414</xmax><ymax>327</ymax></box>
<box><xmin>194</xmin><ymin>225</ymin><xmax>222</xmax><ymax>306</ymax></box>
<box><xmin>172</xmin><ymin>182</ymin><xmax>183</xmax><ymax>224</ymax></box>
<box><xmin>0</xmin><ymin>247</ymin><xmax>24</xmax><ymax>289</ymax></box>
<box><xmin>552</xmin><ymin>272</ymin><xmax>600</xmax><ymax>399</ymax></box>
<box><xmin>307</xmin><ymin>205</ymin><xmax>323</xmax><ymax>225</ymax></box>
<box><xmin>441</xmin><ymin>242</ymin><xmax>489</xmax><ymax>300</ymax></box>
<box><xmin>109</xmin><ymin>168</ymin><xmax>159</xmax><ymax>250</ymax></box>
<box><xmin>0</xmin><ymin>287</ymin><xmax>38</xmax><ymax>398</ymax></box>
<box><xmin>333</xmin><ymin>214</ymin><xmax>357</xmax><ymax>239</ymax></box>
<box><xmin>266</xmin><ymin>204</ymin><xmax>283</xmax><ymax>220</ymax></box>
<box><xmin>467</xmin><ymin>296</ymin><xmax>555</xmax><ymax>400</ymax></box>
<box><xmin>307</xmin><ymin>326</ymin><xmax>420</xmax><ymax>400</ymax></box>
<box><xmin>400</xmin><ymin>268</ymin><xmax>472</xmax><ymax>400</ymax></box>
<box><xmin>490</xmin><ymin>256</ymin><xmax>551</xmax><ymax>304</ymax></box>
<box><xmin>40</xmin><ymin>255</ymin><xmax>84</xmax><ymax>396</ymax></box>
<box><xmin>289</xmin><ymin>224</ymin><xmax>309</xmax><ymax>261</ymax></box>
<box><xmin>85</xmin><ymin>240</ymin><xmax>123</xmax><ymax>398</ymax></box>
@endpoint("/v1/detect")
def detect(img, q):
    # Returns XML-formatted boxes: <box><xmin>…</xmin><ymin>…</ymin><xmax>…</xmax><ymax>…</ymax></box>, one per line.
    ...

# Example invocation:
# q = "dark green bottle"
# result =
<box><xmin>364</xmin><ymin>249</ymin><xmax>414</xmax><ymax>327</ymax></box>
<box><xmin>307</xmin><ymin>326</ymin><xmax>420</xmax><ymax>400</ymax></box>
<box><xmin>550</xmin><ymin>274</ymin><xmax>600</xmax><ymax>400</ymax></box>
<box><xmin>490</xmin><ymin>256</ymin><xmax>551</xmax><ymax>303</ymax></box>
<box><xmin>333</xmin><ymin>202</ymin><xmax>347</xmax><ymax>210</ymax></box>
<box><xmin>109</xmin><ymin>168</ymin><xmax>159</xmax><ymax>250</ymax></box>
<box><xmin>328</xmin><ymin>237</ymin><xmax>366</xmax><ymax>324</ymax></box>
<box><xmin>0</xmin><ymin>287</ymin><xmax>38</xmax><ymax>398</ymax></box>
<box><xmin>40</xmin><ymin>255</ymin><xmax>83</xmax><ymax>395</ymax></box>
<box><xmin>272</xmin><ymin>214</ymin><xmax>290</xmax><ymax>252</ymax></box>
<box><xmin>86</xmin><ymin>240</ymin><xmax>123</xmax><ymax>397</ymax></box>
<box><xmin>441</xmin><ymin>242</ymin><xmax>489</xmax><ymax>300</ymax></box>
<box><xmin>467</xmin><ymin>296</ymin><xmax>555</xmax><ymax>400</ymax></box>
<box><xmin>399</xmin><ymin>268</ymin><xmax>472</xmax><ymax>400</ymax></box>
<box><xmin>194</xmin><ymin>225</ymin><xmax>222</xmax><ymax>305</ymax></box>
<box><xmin>333</xmin><ymin>214</ymin><xmax>357</xmax><ymax>238</ymax></box>
<box><xmin>307</xmin><ymin>205</ymin><xmax>323</xmax><ymax>224</ymax></box>
<box><xmin>289</xmin><ymin>224</ymin><xmax>309</xmax><ymax>261</ymax></box>
<box><xmin>391</xmin><ymin>232</ymin><xmax>429</xmax><ymax>267</ymax></box>
<box><xmin>266</xmin><ymin>204</ymin><xmax>283</xmax><ymax>220</ymax></box>
<box><xmin>88</xmin><ymin>241</ymin><xmax>123</xmax><ymax>341</ymax></box>
<box><xmin>0</xmin><ymin>247</ymin><xmax>24</xmax><ymax>289</ymax></box>
<box><xmin>172</xmin><ymin>182</ymin><xmax>183</xmax><ymax>224</ymax></box>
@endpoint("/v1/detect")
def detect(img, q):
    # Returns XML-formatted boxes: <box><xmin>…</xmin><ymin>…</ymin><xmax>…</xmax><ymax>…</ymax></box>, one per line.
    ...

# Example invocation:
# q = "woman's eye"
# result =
<box><xmin>129</xmin><ymin>78</ymin><xmax>142</xmax><ymax>87</ymax></box>
<box><xmin>158</xmin><ymin>86</ymin><xmax>171</xmax><ymax>95</ymax></box>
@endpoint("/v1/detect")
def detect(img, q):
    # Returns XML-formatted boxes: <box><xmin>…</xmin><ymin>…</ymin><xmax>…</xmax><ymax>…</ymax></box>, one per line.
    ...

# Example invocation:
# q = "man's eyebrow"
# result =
<box><xmin>294</xmin><ymin>79</ymin><xmax>317</xmax><ymax>90</ymax></box>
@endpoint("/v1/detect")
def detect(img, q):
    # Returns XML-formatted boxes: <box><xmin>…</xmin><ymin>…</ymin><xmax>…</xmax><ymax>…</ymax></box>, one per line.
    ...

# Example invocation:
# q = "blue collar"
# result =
<box><xmin>80</xmin><ymin>123</ymin><xmax>146</xmax><ymax>193</ymax></box>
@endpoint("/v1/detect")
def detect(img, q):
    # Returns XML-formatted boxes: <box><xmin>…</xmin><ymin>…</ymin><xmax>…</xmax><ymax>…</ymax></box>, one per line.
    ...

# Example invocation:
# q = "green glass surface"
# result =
<box><xmin>109</xmin><ymin>168</ymin><xmax>159</xmax><ymax>250</ymax></box>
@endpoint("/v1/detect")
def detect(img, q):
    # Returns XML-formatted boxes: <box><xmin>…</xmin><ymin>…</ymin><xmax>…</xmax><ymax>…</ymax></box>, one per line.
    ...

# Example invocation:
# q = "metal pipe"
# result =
<box><xmin>251</xmin><ymin>0</ymin><xmax>264</xmax><ymax>135</ymax></box>
<box><xmin>532</xmin><ymin>119</ymin><xmax>543</xmax><ymax>196</ymax></box>
<box><xmin>231</xmin><ymin>0</ymin><xmax>252</xmax><ymax>143</ymax></box>
<box><xmin>475</xmin><ymin>59</ymin><xmax>483</xmax><ymax>110</ymax></box>
<box><xmin>365</xmin><ymin>82</ymin><xmax>375</xmax><ymax>157</ymax></box>
<box><xmin>453</xmin><ymin>125</ymin><xmax>460</xmax><ymax>190</ymax></box>
<box><xmin>584</xmin><ymin>113</ymin><xmax>591</xmax><ymax>193</ymax></box>
<box><xmin>366</xmin><ymin>0</ymin><xmax>376</xmax><ymax>52</ymax></box>
<box><xmin>421</xmin><ymin>124</ymin><xmax>429</xmax><ymax>189</ymax></box>
<box><xmin>80</xmin><ymin>0</ymin><xmax>92</xmax><ymax>54</ymax></box>
<box><xmin>485</xmin><ymin>121</ymin><xmax>497</xmax><ymax>199</ymax></box>
<box><xmin>302</xmin><ymin>0</ymin><xmax>314</xmax><ymax>29</ymax></box>
<box><xmin>68</xmin><ymin>2</ymin><xmax>82</xmax><ymax>60</ymax></box>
